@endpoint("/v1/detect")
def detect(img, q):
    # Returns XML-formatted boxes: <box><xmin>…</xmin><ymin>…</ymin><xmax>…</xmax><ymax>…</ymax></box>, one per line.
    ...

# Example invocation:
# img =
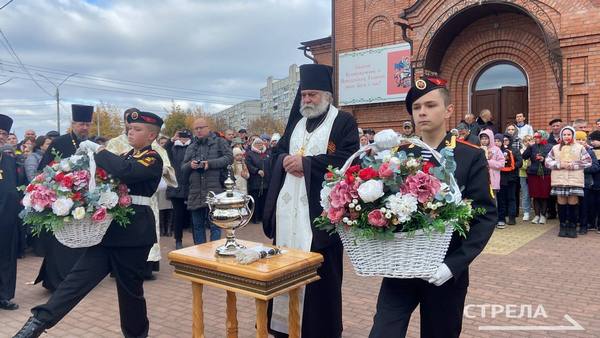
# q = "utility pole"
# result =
<box><xmin>37</xmin><ymin>73</ymin><xmax>77</xmax><ymax>134</ymax></box>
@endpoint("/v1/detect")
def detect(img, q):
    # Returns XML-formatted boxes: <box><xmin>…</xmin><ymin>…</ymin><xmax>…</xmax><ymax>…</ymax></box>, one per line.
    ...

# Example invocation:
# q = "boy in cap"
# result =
<box><xmin>369</xmin><ymin>77</ymin><xmax>497</xmax><ymax>338</ymax></box>
<box><xmin>14</xmin><ymin>111</ymin><xmax>164</xmax><ymax>338</ymax></box>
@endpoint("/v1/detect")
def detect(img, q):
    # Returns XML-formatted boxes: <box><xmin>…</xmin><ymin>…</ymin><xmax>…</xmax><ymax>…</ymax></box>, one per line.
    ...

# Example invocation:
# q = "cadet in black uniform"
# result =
<box><xmin>0</xmin><ymin>114</ymin><xmax>20</xmax><ymax>311</ymax></box>
<box><xmin>13</xmin><ymin>111</ymin><xmax>164</xmax><ymax>338</ymax></box>
<box><xmin>35</xmin><ymin>104</ymin><xmax>94</xmax><ymax>292</ymax></box>
<box><xmin>369</xmin><ymin>77</ymin><xmax>497</xmax><ymax>338</ymax></box>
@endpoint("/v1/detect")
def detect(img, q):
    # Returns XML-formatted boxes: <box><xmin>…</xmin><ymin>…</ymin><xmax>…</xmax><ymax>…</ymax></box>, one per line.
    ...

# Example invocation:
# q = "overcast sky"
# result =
<box><xmin>0</xmin><ymin>0</ymin><xmax>331</xmax><ymax>137</ymax></box>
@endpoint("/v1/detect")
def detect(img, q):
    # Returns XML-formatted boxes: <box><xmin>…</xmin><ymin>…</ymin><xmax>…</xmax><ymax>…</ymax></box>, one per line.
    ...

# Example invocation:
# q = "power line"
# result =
<box><xmin>0</xmin><ymin>58</ymin><xmax>258</xmax><ymax>100</ymax></box>
<box><xmin>0</xmin><ymin>0</ymin><xmax>14</xmax><ymax>10</ymax></box>
<box><xmin>0</xmin><ymin>28</ymin><xmax>54</xmax><ymax>97</ymax></box>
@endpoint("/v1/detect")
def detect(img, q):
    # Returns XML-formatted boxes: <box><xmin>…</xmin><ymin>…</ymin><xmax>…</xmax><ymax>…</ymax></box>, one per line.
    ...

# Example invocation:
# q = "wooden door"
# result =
<box><xmin>500</xmin><ymin>86</ymin><xmax>528</xmax><ymax>131</ymax></box>
<box><xmin>471</xmin><ymin>89</ymin><xmax>500</xmax><ymax>123</ymax></box>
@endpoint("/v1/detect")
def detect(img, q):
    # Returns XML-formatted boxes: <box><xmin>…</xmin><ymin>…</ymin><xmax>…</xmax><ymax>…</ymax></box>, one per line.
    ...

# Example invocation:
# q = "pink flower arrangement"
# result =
<box><xmin>401</xmin><ymin>171</ymin><xmax>442</xmax><ymax>204</ymax></box>
<box><xmin>329</xmin><ymin>180</ymin><xmax>359</xmax><ymax>209</ymax></box>
<box><xmin>29</xmin><ymin>185</ymin><xmax>57</xmax><ymax>210</ymax></box>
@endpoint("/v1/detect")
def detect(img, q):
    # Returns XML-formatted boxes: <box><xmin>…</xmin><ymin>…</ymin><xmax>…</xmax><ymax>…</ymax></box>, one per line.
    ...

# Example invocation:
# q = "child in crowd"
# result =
<box><xmin>575</xmin><ymin>131</ymin><xmax>599</xmax><ymax>234</ymax></box>
<box><xmin>479</xmin><ymin>129</ymin><xmax>504</xmax><ymax>227</ymax></box>
<box><xmin>519</xmin><ymin>135</ymin><xmax>533</xmax><ymax>221</ymax></box>
<box><xmin>232</xmin><ymin>147</ymin><xmax>249</xmax><ymax>194</ymax></box>
<box><xmin>497</xmin><ymin>134</ymin><xmax>522</xmax><ymax>227</ymax></box>
<box><xmin>545</xmin><ymin>126</ymin><xmax>592</xmax><ymax>238</ymax></box>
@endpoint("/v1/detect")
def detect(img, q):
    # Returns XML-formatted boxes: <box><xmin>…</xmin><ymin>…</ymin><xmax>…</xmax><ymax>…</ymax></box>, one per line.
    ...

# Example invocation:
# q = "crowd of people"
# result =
<box><xmin>454</xmin><ymin>111</ymin><xmax>600</xmax><ymax>237</ymax></box>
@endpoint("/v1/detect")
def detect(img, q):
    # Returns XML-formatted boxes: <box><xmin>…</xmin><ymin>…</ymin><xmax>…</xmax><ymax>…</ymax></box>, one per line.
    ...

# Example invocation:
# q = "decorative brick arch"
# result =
<box><xmin>367</xmin><ymin>15</ymin><xmax>392</xmax><ymax>47</ymax></box>
<box><xmin>438</xmin><ymin>13</ymin><xmax>560</xmax><ymax>129</ymax></box>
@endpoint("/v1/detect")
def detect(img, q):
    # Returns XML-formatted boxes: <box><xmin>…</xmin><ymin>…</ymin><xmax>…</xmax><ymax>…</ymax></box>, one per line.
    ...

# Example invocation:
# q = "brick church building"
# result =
<box><xmin>301</xmin><ymin>0</ymin><xmax>600</xmax><ymax>132</ymax></box>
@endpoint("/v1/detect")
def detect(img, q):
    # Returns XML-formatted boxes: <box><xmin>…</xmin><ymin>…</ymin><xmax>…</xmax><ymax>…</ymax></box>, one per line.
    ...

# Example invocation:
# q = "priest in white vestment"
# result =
<box><xmin>263</xmin><ymin>64</ymin><xmax>360</xmax><ymax>338</ymax></box>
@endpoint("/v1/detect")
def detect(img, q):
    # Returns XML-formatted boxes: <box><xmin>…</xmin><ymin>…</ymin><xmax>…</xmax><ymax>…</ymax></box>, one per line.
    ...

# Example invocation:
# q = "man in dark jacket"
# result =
<box><xmin>182</xmin><ymin>118</ymin><xmax>233</xmax><ymax>245</ymax></box>
<box><xmin>166</xmin><ymin>129</ymin><xmax>192</xmax><ymax>249</ymax></box>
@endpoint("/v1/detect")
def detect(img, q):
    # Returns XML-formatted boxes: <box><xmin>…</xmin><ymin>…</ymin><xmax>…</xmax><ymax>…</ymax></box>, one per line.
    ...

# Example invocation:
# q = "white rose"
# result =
<box><xmin>71</xmin><ymin>206</ymin><xmax>86</xmax><ymax>220</ymax></box>
<box><xmin>386</xmin><ymin>193</ymin><xmax>418</xmax><ymax>223</ymax></box>
<box><xmin>52</xmin><ymin>197</ymin><xmax>74</xmax><ymax>216</ymax></box>
<box><xmin>389</xmin><ymin>157</ymin><xmax>401</xmax><ymax>167</ymax></box>
<box><xmin>98</xmin><ymin>191</ymin><xmax>119</xmax><ymax>209</ymax></box>
<box><xmin>373</xmin><ymin>129</ymin><xmax>400</xmax><ymax>150</ymax></box>
<box><xmin>22</xmin><ymin>194</ymin><xmax>32</xmax><ymax>208</ymax></box>
<box><xmin>406</xmin><ymin>158</ymin><xmax>419</xmax><ymax>168</ymax></box>
<box><xmin>319</xmin><ymin>185</ymin><xmax>332</xmax><ymax>211</ymax></box>
<box><xmin>357</xmin><ymin>179</ymin><xmax>384</xmax><ymax>203</ymax></box>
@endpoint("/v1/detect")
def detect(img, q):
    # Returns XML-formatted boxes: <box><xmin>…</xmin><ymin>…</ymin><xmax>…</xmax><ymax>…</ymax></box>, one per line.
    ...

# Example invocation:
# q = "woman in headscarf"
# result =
<box><xmin>245</xmin><ymin>137</ymin><xmax>270</xmax><ymax>223</ymax></box>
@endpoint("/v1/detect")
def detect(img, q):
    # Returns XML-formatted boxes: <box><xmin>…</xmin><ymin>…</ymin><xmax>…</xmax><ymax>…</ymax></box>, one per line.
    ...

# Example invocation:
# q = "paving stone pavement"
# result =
<box><xmin>2</xmin><ymin>220</ymin><xmax>600</xmax><ymax>337</ymax></box>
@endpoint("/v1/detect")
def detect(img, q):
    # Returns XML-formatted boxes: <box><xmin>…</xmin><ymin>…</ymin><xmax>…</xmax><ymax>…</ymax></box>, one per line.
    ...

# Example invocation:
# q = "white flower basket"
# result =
<box><xmin>334</xmin><ymin>131</ymin><xmax>461</xmax><ymax>278</ymax></box>
<box><xmin>54</xmin><ymin>215</ymin><xmax>113</xmax><ymax>248</ymax></box>
<box><xmin>338</xmin><ymin>225</ymin><xmax>453</xmax><ymax>278</ymax></box>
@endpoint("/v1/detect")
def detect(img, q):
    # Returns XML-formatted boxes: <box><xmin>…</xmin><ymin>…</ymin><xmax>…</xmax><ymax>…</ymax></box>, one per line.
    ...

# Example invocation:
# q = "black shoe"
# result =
<box><xmin>558</xmin><ymin>224</ymin><xmax>568</xmax><ymax>237</ymax></box>
<box><xmin>144</xmin><ymin>274</ymin><xmax>157</xmax><ymax>281</ymax></box>
<box><xmin>507</xmin><ymin>217</ymin><xmax>516</xmax><ymax>225</ymax></box>
<box><xmin>579</xmin><ymin>225</ymin><xmax>588</xmax><ymax>235</ymax></box>
<box><xmin>0</xmin><ymin>299</ymin><xmax>18</xmax><ymax>310</ymax></box>
<box><xmin>547</xmin><ymin>214</ymin><xmax>557</xmax><ymax>220</ymax></box>
<box><xmin>12</xmin><ymin>317</ymin><xmax>46</xmax><ymax>338</ymax></box>
<box><xmin>175</xmin><ymin>241</ymin><xmax>183</xmax><ymax>250</ymax></box>
<box><xmin>567</xmin><ymin>224</ymin><xmax>578</xmax><ymax>238</ymax></box>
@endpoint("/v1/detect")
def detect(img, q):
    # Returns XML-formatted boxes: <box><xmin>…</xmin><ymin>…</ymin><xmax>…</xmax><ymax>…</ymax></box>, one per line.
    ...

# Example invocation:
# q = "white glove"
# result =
<box><xmin>426</xmin><ymin>263</ymin><xmax>453</xmax><ymax>286</ymax></box>
<box><xmin>78</xmin><ymin>140</ymin><xmax>101</xmax><ymax>153</ymax></box>
<box><xmin>373</xmin><ymin>129</ymin><xmax>400</xmax><ymax>150</ymax></box>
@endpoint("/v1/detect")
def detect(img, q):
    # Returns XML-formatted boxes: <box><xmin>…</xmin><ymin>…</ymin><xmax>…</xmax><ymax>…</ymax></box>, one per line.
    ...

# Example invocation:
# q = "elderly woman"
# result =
<box><xmin>245</xmin><ymin>138</ymin><xmax>270</xmax><ymax>224</ymax></box>
<box><xmin>522</xmin><ymin>130</ymin><xmax>553</xmax><ymax>224</ymax></box>
<box><xmin>24</xmin><ymin>136</ymin><xmax>51</xmax><ymax>182</ymax></box>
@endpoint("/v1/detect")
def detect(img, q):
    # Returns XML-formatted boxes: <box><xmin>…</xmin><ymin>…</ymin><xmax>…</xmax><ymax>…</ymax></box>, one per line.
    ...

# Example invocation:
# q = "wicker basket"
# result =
<box><xmin>54</xmin><ymin>215</ymin><xmax>113</xmax><ymax>248</ymax></box>
<box><xmin>338</xmin><ymin>225</ymin><xmax>453</xmax><ymax>278</ymax></box>
<box><xmin>335</xmin><ymin>131</ymin><xmax>461</xmax><ymax>278</ymax></box>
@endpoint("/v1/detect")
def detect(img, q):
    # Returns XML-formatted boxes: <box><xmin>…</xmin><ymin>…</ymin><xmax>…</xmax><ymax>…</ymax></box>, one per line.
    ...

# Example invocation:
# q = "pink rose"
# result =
<box><xmin>118</xmin><ymin>184</ymin><xmax>129</xmax><ymax>194</ymax></box>
<box><xmin>378</xmin><ymin>163</ymin><xmax>394</xmax><ymax>178</ymax></box>
<box><xmin>118</xmin><ymin>195</ymin><xmax>132</xmax><ymax>207</ymax></box>
<box><xmin>329</xmin><ymin>180</ymin><xmax>359</xmax><ymax>209</ymax></box>
<box><xmin>401</xmin><ymin>171</ymin><xmax>441</xmax><ymax>204</ymax></box>
<box><xmin>327</xmin><ymin>207</ymin><xmax>345</xmax><ymax>223</ymax></box>
<box><xmin>92</xmin><ymin>207</ymin><xmax>107</xmax><ymax>222</ymax></box>
<box><xmin>30</xmin><ymin>185</ymin><xmax>57</xmax><ymax>210</ymax></box>
<box><xmin>72</xmin><ymin>170</ymin><xmax>89</xmax><ymax>188</ymax></box>
<box><xmin>367</xmin><ymin>210</ymin><xmax>388</xmax><ymax>228</ymax></box>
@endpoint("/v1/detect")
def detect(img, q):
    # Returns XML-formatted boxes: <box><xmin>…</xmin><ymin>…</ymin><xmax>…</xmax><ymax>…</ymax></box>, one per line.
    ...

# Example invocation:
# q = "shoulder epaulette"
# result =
<box><xmin>456</xmin><ymin>139</ymin><xmax>480</xmax><ymax>149</ymax></box>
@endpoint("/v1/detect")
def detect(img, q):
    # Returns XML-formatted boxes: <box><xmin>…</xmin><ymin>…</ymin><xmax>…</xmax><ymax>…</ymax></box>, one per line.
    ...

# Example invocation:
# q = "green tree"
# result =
<box><xmin>90</xmin><ymin>103</ymin><xmax>123</xmax><ymax>139</ymax></box>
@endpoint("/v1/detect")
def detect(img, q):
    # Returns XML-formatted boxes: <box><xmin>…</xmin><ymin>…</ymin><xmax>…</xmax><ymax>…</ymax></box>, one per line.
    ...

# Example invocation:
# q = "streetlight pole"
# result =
<box><xmin>37</xmin><ymin>72</ymin><xmax>77</xmax><ymax>134</ymax></box>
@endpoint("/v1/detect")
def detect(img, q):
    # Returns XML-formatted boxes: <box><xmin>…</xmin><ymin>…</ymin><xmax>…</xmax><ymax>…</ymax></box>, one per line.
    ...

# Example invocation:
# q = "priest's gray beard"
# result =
<box><xmin>300</xmin><ymin>98</ymin><xmax>330</xmax><ymax>119</ymax></box>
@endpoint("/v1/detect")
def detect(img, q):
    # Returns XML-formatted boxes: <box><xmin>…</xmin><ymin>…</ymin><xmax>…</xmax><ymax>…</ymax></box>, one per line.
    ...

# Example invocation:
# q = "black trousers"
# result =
<box><xmin>33</xmin><ymin>244</ymin><xmax>152</xmax><ymax>338</ymax></box>
<box><xmin>171</xmin><ymin>198</ymin><xmax>190</xmax><ymax>242</ymax></box>
<box><xmin>0</xmin><ymin>219</ymin><xmax>17</xmax><ymax>300</ymax></box>
<box><xmin>249</xmin><ymin>189</ymin><xmax>266</xmax><ymax>223</ymax></box>
<box><xmin>369</xmin><ymin>271</ymin><xmax>469</xmax><ymax>338</ymax></box>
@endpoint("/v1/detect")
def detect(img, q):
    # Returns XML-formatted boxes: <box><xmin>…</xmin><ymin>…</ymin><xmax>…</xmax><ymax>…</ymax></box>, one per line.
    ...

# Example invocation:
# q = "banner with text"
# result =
<box><xmin>338</xmin><ymin>43</ymin><xmax>411</xmax><ymax>106</ymax></box>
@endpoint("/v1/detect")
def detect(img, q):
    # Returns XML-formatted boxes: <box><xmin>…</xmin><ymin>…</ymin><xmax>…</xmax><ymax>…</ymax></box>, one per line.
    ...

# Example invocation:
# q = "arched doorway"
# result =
<box><xmin>471</xmin><ymin>62</ymin><xmax>528</xmax><ymax>132</ymax></box>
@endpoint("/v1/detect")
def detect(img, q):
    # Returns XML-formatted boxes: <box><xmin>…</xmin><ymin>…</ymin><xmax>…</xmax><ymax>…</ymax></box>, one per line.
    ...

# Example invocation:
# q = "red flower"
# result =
<box><xmin>422</xmin><ymin>161</ymin><xmax>435</xmax><ymax>174</ymax></box>
<box><xmin>96</xmin><ymin>168</ymin><xmax>108</xmax><ymax>181</ymax></box>
<box><xmin>55</xmin><ymin>172</ymin><xmax>65</xmax><ymax>182</ymax></box>
<box><xmin>358</xmin><ymin>167</ymin><xmax>379</xmax><ymax>181</ymax></box>
<box><xmin>345</xmin><ymin>172</ymin><xmax>355</xmax><ymax>184</ymax></box>
<box><xmin>72</xmin><ymin>192</ymin><xmax>83</xmax><ymax>201</ymax></box>
<box><xmin>26</xmin><ymin>184</ymin><xmax>35</xmax><ymax>193</ymax></box>
<box><xmin>347</xmin><ymin>165</ymin><xmax>361</xmax><ymax>175</ymax></box>
<box><xmin>325</xmin><ymin>172</ymin><xmax>334</xmax><ymax>181</ymax></box>
<box><xmin>61</xmin><ymin>175</ymin><xmax>74</xmax><ymax>189</ymax></box>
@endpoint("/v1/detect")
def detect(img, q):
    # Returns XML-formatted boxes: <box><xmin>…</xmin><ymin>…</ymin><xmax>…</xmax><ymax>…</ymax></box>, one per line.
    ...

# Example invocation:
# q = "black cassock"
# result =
<box><xmin>0</xmin><ymin>153</ymin><xmax>20</xmax><ymax>301</ymax></box>
<box><xmin>35</xmin><ymin>132</ymin><xmax>85</xmax><ymax>291</ymax></box>
<box><xmin>263</xmin><ymin>108</ymin><xmax>359</xmax><ymax>338</ymax></box>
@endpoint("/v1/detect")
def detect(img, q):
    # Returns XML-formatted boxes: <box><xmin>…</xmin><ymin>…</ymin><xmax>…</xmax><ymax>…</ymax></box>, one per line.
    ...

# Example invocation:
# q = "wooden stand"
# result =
<box><xmin>168</xmin><ymin>239</ymin><xmax>323</xmax><ymax>338</ymax></box>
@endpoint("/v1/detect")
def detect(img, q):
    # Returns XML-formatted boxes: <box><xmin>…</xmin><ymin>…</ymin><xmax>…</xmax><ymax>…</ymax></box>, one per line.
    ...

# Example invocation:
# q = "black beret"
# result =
<box><xmin>299</xmin><ymin>64</ymin><xmax>333</xmax><ymax>93</ymax></box>
<box><xmin>405</xmin><ymin>76</ymin><xmax>448</xmax><ymax>115</ymax></box>
<box><xmin>127</xmin><ymin>111</ymin><xmax>163</xmax><ymax>128</ymax></box>
<box><xmin>590</xmin><ymin>130</ymin><xmax>600</xmax><ymax>141</ymax></box>
<box><xmin>238</xmin><ymin>128</ymin><xmax>247</xmax><ymax>134</ymax></box>
<box><xmin>548</xmin><ymin>118</ymin><xmax>562</xmax><ymax>126</ymax></box>
<box><xmin>0</xmin><ymin>114</ymin><xmax>13</xmax><ymax>132</ymax></box>
<box><xmin>72</xmin><ymin>104</ymin><xmax>94</xmax><ymax>123</ymax></box>
<box><xmin>45</xmin><ymin>130</ymin><xmax>60</xmax><ymax>138</ymax></box>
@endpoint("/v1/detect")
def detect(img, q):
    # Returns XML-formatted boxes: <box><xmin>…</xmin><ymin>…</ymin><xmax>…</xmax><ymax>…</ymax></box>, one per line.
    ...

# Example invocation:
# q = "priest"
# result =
<box><xmin>106</xmin><ymin>108</ymin><xmax>176</xmax><ymax>280</ymax></box>
<box><xmin>35</xmin><ymin>104</ymin><xmax>94</xmax><ymax>292</ymax></box>
<box><xmin>263</xmin><ymin>64</ymin><xmax>360</xmax><ymax>338</ymax></box>
<box><xmin>0</xmin><ymin>114</ymin><xmax>20</xmax><ymax>310</ymax></box>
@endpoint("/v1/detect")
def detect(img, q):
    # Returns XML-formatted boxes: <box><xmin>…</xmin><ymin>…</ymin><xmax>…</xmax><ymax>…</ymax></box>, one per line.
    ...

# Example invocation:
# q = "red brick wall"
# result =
<box><xmin>327</xmin><ymin>0</ymin><xmax>600</xmax><ymax>132</ymax></box>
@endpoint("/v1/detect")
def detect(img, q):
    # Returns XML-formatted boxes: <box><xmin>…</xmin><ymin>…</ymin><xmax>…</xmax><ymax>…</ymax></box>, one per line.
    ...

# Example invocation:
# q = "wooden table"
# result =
<box><xmin>168</xmin><ymin>239</ymin><xmax>323</xmax><ymax>338</ymax></box>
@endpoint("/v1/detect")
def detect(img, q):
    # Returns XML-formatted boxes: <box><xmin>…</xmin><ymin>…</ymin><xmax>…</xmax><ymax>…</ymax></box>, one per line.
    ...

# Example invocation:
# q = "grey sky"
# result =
<box><xmin>0</xmin><ymin>0</ymin><xmax>331</xmax><ymax>138</ymax></box>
